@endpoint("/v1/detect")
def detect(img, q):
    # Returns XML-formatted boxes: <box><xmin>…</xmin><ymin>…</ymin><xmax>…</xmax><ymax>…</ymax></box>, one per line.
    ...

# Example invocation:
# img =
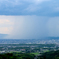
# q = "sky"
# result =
<box><xmin>0</xmin><ymin>0</ymin><xmax>59</xmax><ymax>39</ymax></box>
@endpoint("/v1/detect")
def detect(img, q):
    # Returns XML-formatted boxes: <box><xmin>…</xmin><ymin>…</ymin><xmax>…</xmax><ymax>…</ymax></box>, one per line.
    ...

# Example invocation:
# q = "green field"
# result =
<box><xmin>9</xmin><ymin>51</ymin><xmax>21</xmax><ymax>53</ymax></box>
<box><xmin>31</xmin><ymin>52</ymin><xmax>40</xmax><ymax>55</ymax></box>
<box><xmin>43</xmin><ymin>50</ymin><xmax>49</xmax><ymax>52</ymax></box>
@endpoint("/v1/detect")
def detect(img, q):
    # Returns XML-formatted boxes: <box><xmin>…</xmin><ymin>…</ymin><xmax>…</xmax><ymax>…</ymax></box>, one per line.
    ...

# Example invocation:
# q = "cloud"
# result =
<box><xmin>0</xmin><ymin>19</ymin><xmax>13</xmax><ymax>25</ymax></box>
<box><xmin>0</xmin><ymin>0</ymin><xmax>57</xmax><ymax>16</ymax></box>
<box><xmin>23</xmin><ymin>0</ymin><xmax>50</xmax><ymax>4</ymax></box>
<box><xmin>0</xmin><ymin>27</ymin><xmax>13</xmax><ymax>34</ymax></box>
<box><xmin>0</xmin><ymin>0</ymin><xmax>48</xmax><ymax>6</ymax></box>
<box><xmin>0</xmin><ymin>16</ymin><xmax>14</xmax><ymax>34</ymax></box>
<box><xmin>54</xmin><ymin>7</ymin><xmax>59</xmax><ymax>12</ymax></box>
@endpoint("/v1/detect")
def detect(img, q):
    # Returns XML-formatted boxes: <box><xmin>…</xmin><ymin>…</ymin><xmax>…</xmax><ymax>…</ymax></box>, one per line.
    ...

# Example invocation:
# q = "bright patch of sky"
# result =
<box><xmin>0</xmin><ymin>16</ymin><xmax>14</xmax><ymax>34</ymax></box>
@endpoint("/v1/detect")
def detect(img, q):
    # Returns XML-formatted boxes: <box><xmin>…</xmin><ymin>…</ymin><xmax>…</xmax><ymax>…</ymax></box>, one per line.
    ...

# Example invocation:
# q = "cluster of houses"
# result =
<box><xmin>0</xmin><ymin>44</ymin><xmax>59</xmax><ymax>54</ymax></box>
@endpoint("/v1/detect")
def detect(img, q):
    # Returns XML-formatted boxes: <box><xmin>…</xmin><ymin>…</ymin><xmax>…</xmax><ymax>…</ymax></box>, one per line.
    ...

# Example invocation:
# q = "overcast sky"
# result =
<box><xmin>0</xmin><ymin>0</ymin><xmax>59</xmax><ymax>39</ymax></box>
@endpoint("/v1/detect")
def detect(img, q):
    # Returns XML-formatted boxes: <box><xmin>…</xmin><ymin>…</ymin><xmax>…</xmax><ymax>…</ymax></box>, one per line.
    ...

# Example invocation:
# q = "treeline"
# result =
<box><xmin>0</xmin><ymin>53</ymin><xmax>35</xmax><ymax>59</ymax></box>
<box><xmin>0</xmin><ymin>53</ymin><xmax>17</xmax><ymax>59</ymax></box>
<box><xmin>39</xmin><ymin>50</ymin><xmax>59</xmax><ymax>59</ymax></box>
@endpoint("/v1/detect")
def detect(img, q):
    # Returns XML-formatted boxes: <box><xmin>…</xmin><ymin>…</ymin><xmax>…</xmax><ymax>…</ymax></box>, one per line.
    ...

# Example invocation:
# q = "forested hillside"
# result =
<box><xmin>40</xmin><ymin>50</ymin><xmax>59</xmax><ymax>59</ymax></box>
<box><xmin>0</xmin><ymin>53</ymin><xmax>35</xmax><ymax>59</ymax></box>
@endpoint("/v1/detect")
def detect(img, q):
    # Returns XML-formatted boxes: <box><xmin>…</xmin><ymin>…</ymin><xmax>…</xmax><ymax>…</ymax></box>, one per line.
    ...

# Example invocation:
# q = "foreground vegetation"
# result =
<box><xmin>0</xmin><ymin>53</ymin><xmax>35</xmax><ymax>59</ymax></box>
<box><xmin>0</xmin><ymin>50</ymin><xmax>59</xmax><ymax>59</ymax></box>
<box><xmin>39</xmin><ymin>50</ymin><xmax>59</xmax><ymax>59</ymax></box>
<box><xmin>0</xmin><ymin>53</ymin><xmax>16</xmax><ymax>59</ymax></box>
